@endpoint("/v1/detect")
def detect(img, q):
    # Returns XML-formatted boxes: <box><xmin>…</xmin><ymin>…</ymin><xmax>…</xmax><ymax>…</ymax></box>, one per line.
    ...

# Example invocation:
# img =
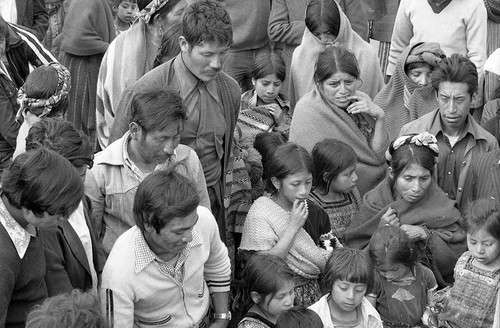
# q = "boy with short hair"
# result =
<box><xmin>113</xmin><ymin>0</ymin><xmax>138</xmax><ymax>35</ymax></box>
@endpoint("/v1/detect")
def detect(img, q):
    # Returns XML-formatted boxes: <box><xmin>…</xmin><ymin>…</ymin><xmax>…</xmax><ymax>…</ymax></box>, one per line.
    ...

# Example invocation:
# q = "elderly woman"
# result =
<box><xmin>289</xmin><ymin>0</ymin><xmax>383</xmax><ymax>105</ymax></box>
<box><xmin>289</xmin><ymin>46</ymin><xmax>389</xmax><ymax>196</ymax></box>
<box><xmin>96</xmin><ymin>0</ymin><xmax>186</xmax><ymax>148</ymax></box>
<box><xmin>345</xmin><ymin>132</ymin><xmax>467</xmax><ymax>287</ymax></box>
<box><xmin>374</xmin><ymin>42</ymin><xmax>446</xmax><ymax>141</ymax></box>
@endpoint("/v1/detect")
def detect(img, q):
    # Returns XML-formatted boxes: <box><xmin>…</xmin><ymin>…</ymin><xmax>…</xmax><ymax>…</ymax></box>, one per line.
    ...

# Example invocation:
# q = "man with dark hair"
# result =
<box><xmin>400</xmin><ymin>54</ymin><xmax>498</xmax><ymax>210</ymax></box>
<box><xmin>86</xmin><ymin>87</ymin><xmax>209</xmax><ymax>255</ymax></box>
<box><xmin>0</xmin><ymin>148</ymin><xmax>83</xmax><ymax>328</ymax></box>
<box><xmin>26</xmin><ymin>118</ymin><xmax>105</xmax><ymax>297</ymax></box>
<box><xmin>109</xmin><ymin>0</ymin><xmax>240</xmax><ymax>243</ymax></box>
<box><xmin>101</xmin><ymin>170</ymin><xmax>231</xmax><ymax>327</ymax></box>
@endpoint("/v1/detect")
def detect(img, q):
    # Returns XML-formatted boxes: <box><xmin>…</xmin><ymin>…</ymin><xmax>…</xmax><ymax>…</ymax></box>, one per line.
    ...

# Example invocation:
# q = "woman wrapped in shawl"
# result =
<box><xmin>289</xmin><ymin>0</ymin><xmax>383</xmax><ymax>106</ymax></box>
<box><xmin>374</xmin><ymin>42</ymin><xmax>446</xmax><ymax>141</ymax></box>
<box><xmin>96</xmin><ymin>0</ymin><xmax>187</xmax><ymax>148</ymax></box>
<box><xmin>344</xmin><ymin>132</ymin><xmax>467</xmax><ymax>287</ymax></box>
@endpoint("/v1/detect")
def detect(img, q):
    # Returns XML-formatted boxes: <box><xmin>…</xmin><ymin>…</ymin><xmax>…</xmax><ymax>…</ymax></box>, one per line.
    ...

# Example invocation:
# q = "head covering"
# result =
<box><xmin>139</xmin><ymin>0</ymin><xmax>172</xmax><ymax>24</ymax></box>
<box><xmin>385</xmin><ymin>131</ymin><xmax>439</xmax><ymax>164</ymax></box>
<box><xmin>16</xmin><ymin>62</ymin><xmax>71</xmax><ymax>122</ymax></box>
<box><xmin>485</xmin><ymin>48</ymin><xmax>500</xmax><ymax>76</ymax></box>
<box><xmin>405</xmin><ymin>42</ymin><xmax>446</xmax><ymax>68</ymax></box>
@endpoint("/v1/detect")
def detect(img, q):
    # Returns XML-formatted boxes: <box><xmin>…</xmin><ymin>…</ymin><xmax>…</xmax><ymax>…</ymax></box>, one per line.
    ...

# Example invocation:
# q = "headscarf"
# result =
<box><xmin>16</xmin><ymin>62</ymin><xmax>71</xmax><ymax>122</ymax></box>
<box><xmin>385</xmin><ymin>131</ymin><xmax>439</xmax><ymax>164</ymax></box>
<box><xmin>405</xmin><ymin>42</ymin><xmax>446</xmax><ymax>69</ymax></box>
<box><xmin>139</xmin><ymin>0</ymin><xmax>172</xmax><ymax>24</ymax></box>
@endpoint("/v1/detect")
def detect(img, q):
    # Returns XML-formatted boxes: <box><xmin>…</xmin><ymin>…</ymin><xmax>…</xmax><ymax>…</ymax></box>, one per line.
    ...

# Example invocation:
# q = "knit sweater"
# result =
<box><xmin>0</xmin><ymin>224</ymin><xmax>47</xmax><ymax>328</ymax></box>
<box><xmin>387</xmin><ymin>0</ymin><xmax>487</xmax><ymax>77</ymax></box>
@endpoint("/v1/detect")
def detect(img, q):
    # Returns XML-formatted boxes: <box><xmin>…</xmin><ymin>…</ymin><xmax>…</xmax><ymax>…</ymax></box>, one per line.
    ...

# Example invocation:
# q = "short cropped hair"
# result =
<box><xmin>182</xmin><ymin>0</ymin><xmax>232</xmax><ymax>47</ymax></box>
<box><xmin>24</xmin><ymin>65</ymin><xmax>68</xmax><ymax>117</ymax></box>
<box><xmin>321</xmin><ymin>247</ymin><xmax>374</xmax><ymax>294</ymax></box>
<box><xmin>25</xmin><ymin>118</ymin><xmax>93</xmax><ymax>169</ymax></box>
<box><xmin>130</xmin><ymin>87</ymin><xmax>187</xmax><ymax>134</ymax></box>
<box><xmin>133</xmin><ymin>168</ymin><xmax>200</xmax><ymax>233</ymax></box>
<box><xmin>113</xmin><ymin>0</ymin><xmax>137</xmax><ymax>8</ymax></box>
<box><xmin>465</xmin><ymin>198</ymin><xmax>500</xmax><ymax>240</ymax></box>
<box><xmin>2</xmin><ymin>148</ymin><xmax>83</xmax><ymax>218</ymax></box>
<box><xmin>25</xmin><ymin>289</ymin><xmax>107</xmax><ymax>328</ymax></box>
<box><xmin>431</xmin><ymin>53</ymin><xmax>478</xmax><ymax>97</ymax></box>
<box><xmin>276</xmin><ymin>307</ymin><xmax>324</xmax><ymax>328</ymax></box>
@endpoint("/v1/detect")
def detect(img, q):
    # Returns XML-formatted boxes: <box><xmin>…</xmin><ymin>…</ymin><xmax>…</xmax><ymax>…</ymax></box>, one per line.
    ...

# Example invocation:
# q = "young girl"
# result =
<box><xmin>238</xmin><ymin>51</ymin><xmax>292</xmax><ymax>141</ymax></box>
<box><xmin>368</xmin><ymin>225</ymin><xmax>438</xmax><ymax>327</ymax></box>
<box><xmin>436</xmin><ymin>198</ymin><xmax>500</xmax><ymax>328</ymax></box>
<box><xmin>238</xmin><ymin>253</ymin><xmax>296</xmax><ymax>328</ymax></box>
<box><xmin>309</xmin><ymin>139</ymin><xmax>362</xmax><ymax>245</ymax></box>
<box><xmin>309</xmin><ymin>248</ymin><xmax>383</xmax><ymax>328</ymax></box>
<box><xmin>240</xmin><ymin>142</ymin><xmax>333</xmax><ymax>306</ymax></box>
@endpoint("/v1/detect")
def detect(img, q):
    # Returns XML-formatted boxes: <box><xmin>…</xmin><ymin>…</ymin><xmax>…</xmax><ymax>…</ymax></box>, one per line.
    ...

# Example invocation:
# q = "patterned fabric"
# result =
<box><xmin>294</xmin><ymin>278</ymin><xmax>322</xmax><ymax>307</ymax></box>
<box><xmin>16</xmin><ymin>62</ymin><xmax>70</xmax><ymax>121</ymax></box>
<box><xmin>378</xmin><ymin>41</ymin><xmax>391</xmax><ymax>76</ymax></box>
<box><xmin>0</xmin><ymin>195</ymin><xmax>33</xmax><ymax>258</ymax></box>
<box><xmin>238</xmin><ymin>312</ymin><xmax>274</xmax><ymax>328</ymax></box>
<box><xmin>386</xmin><ymin>132</ymin><xmax>439</xmax><ymax>163</ymax></box>
<box><xmin>139</xmin><ymin>0</ymin><xmax>173</xmax><ymax>24</ymax></box>
<box><xmin>439</xmin><ymin>252</ymin><xmax>500</xmax><ymax>327</ymax></box>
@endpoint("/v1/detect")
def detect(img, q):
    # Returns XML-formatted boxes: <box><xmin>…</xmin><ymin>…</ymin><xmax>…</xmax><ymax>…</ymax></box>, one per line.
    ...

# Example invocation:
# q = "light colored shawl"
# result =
<box><xmin>289</xmin><ymin>1</ymin><xmax>384</xmax><ymax>105</ymax></box>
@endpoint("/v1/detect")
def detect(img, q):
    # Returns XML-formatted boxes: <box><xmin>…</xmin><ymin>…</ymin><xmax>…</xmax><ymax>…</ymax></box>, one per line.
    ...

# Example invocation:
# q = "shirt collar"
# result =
<box><xmin>429</xmin><ymin>112</ymin><xmax>478</xmax><ymax>140</ymax></box>
<box><xmin>174</xmin><ymin>54</ymin><xmax>220</xmax><ymax>102</ymax></box>
<box><xmin>0</xmin><ymin>197</ymin><xmax>36</xmax><ymax>259</ymax></box>
<box><xmin>133</xmin><ymin>225</ymin><xmax>203</xmax><ymax>274</ymax></box>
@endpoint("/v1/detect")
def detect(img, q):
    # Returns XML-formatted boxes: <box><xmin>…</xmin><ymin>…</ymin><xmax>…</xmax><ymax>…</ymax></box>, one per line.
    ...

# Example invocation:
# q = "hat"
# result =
<box><xmin>485</xmin><ymin>48</ymin><xmax>500</xmax><ymax>76</ymax></box>
<box><xmin>405</xmin><ymin>42</ymin><xmax>446</xmax><ymax>68</ymax></box>
<box><xmin>139</xmin><ymin>0</ymin><xmax>172</xmax><ymax>24</ymax></box>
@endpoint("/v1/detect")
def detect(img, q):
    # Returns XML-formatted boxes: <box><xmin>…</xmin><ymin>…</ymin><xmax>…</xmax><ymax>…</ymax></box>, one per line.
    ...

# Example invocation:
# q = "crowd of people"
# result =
<box><xmin>0</xmin><ymin>0</ymin><xmax>499</xmax><ymax>327</ymax></box>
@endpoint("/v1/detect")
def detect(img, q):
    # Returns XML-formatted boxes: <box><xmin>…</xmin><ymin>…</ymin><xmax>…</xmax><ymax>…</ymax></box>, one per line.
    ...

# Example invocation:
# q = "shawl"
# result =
<box><xmin>289</xmin><ymin>87</ymin><xmax>388</xmax><ymax>196</ymax></box>
<box><xmin>96</xmin><ymin>19</ymin><xmax>152</xmax><ymax>148</ymax></box>
<box><xmin>484</xmin><ymin>0</ymin><xmax>500</xmax><ymax>22</ymax></box>
<box><xmin>344</xmin><ymin>177</ymin><xmax>467</xmax><ymax>286</ymax></box>
<box><xmin>239</xmin><ymin>197</ymin><xmax>330</xmax><ymax>279</ymax></box>
<box><xmin>289</xmin><ymin>1</ymin><xmax>384</xmax><ymax>105</ymax></box>
<box><xmin>374</xmin><ymin>43</ymin><xmax>441</xmax><ymax>141</ymax></box>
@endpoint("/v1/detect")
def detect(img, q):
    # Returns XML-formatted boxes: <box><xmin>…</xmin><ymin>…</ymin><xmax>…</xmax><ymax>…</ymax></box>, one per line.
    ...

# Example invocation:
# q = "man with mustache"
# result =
<box><xmin>109</xmin><ymin>0</ymin><xmax>240</xmax><ymax>243</ymax></box>
<box><xmin>399</xmin><ymin>54</ymin><xmax>498</xmax><ymax>211</ymax></box>
<box><xmin>85</xmin><ymin>88</ymin><xmax>210</xmax><ymax>256</ymax></box>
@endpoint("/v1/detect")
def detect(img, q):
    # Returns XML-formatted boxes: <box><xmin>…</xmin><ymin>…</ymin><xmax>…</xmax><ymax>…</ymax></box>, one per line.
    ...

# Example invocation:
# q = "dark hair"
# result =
<box><xmin>25</xmin><ymin>118</ymin><xmax>93</xmax><ymax>169</ymax></box>
<box><xmin>387</xmin><ymin>142</ymin><xmax>436</xmax><ymax>187</ymax></box>
<box><xmin>465</xmin><ymin>198</ymin><xmax>500</xmax><ymax>240</ymax></box>
<box><xmin>369</xmin><ymin>226</ymin><xmax>419</xmax><ymax>272</ymax></box>
<box><xmin>431</xmin><ymin>54</ymin><xmax>478</xmax><ymax>97</ymax></box>
<box><xmin>133</xmin><ymin>168</ymin><xmax>200</xmax><ymax>233</ymax></box>
<box><xmin>130</xmin><ymin>87</ymin><xmax>187</xmax><ymax>134</ymax></box>
<box><xmin>113</xmin><ymin>0</ymin><xmax>137</xmax><ymax>8</ymax></box>
<box><xmin>181</xmin><ymin>0</ymin><xmax>233</xmax><ymax>47</ymax></box>
<box><xmin>312</xmin><ymin>139</ymin><xmax>357</xmax><ymax>194</ymax></box>
<box><xmin>148</xmin><ymin>0</ymin><xmax>183</xmax><ymax>26</ymax></box>
<box><xmin>24</xmin><ymin>66</ymin><xmax>68</xmax><ymax>117</ymax></box>
<box><xmin>253</xmin><ymin>132</ymin><xmax>287</xmax><ymax>181</ymax></box>
<box><xmin>154</xmin><ymin>22</ymin><xmax>182</xmax><ymax>68</ymax></box>
<box><xmin>321</xmin><ymin>248</ymin><xmax>374</xmax><ymax>294</ymax></box>
<box><xmin>305</xmin><ymin>0</ymin><xmax>341</xmax><ymax>38</ymax></box>
<box><xmin>251</xmin><ymin>51</ymin><xmax>286</xmax><ymax>83</ymax></box>
<box><xmin>240</xmin><ymin>253</ymin><xmax>295</xmax><ymax>315</ymax></box>
<box><xmin>275</xmin><ymin>307</ymin><xmax>324</xmax><ymax>328</ymax></box>
<box><xmin>267</xmin><ymin>142</ymin><xmax>314</xmax><ymax>193</ymax></box>
<box><xmin>314</xmin><ymin>46</ymin><xmax>360</xmax><ymax>84</ymax></box>
<box><xmin>137</xmin><ymin>0</ymin><xmax>151</xmax><ymax>11</ymax></box>
<box><xmin>2</xmin><ymin>148</ymin><xmax>83</xmax><ymax>218</ymax></box>
<box><xmin>25</xmin><ymin>289</ymin><xmax>107</xmax><ymax>328</ymax></box>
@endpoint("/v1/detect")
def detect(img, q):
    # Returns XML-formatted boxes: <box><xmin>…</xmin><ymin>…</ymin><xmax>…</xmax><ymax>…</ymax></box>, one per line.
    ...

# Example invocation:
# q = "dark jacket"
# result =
<box><xmin>15</xmin><ymin>0</ymin><xmax>49</xmax><ymax>41</ymax></box>
<box><xmin>0</xmin><ymin>72</ymin><xmax>19</xmax><ymax>171</ymax></box>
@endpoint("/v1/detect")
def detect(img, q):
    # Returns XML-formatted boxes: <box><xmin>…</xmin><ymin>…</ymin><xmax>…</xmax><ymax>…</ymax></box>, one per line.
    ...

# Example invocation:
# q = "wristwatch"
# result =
<box><xmin>213</xmin><ymin>311</ymin><xmax>232</xmax><ymax>321</ymax></box>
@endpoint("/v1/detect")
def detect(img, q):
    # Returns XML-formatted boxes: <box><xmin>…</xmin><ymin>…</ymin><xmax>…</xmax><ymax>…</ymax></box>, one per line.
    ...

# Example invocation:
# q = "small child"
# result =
<box><xmin>309</xmin><ymin>248</ymin><xmax>382</xmax><ymax>328</ymax></box>
<box><xmin>113</xmin><ymin>0</ymin><xmax>139</xmax><ymax>35</ymax></box>
<box><xmin>309</xmin><ymin>139</ymin><xmax>362</xmax><ymax>244</ymax></box>
<box><xmin>368</xmin><ymin>225</ymin><xmax>437</xmax><ymax>327</ymax></box>
<box><xmin>238</xmin><ymin>253</ymin><xmax>295</xmax><ymax>328</ymax></box>
<box><xmin>436</xmin><ymin>198</ymin><xmax>500</xmax><ymax>328</ymax></box>
<box><xmin>238</xmin><ymin>51</ymin><xmax>292</xmax><ymax>141</ymax></box>
<box><xmin>275</xmin><ymin>307</ymin><xmax>324</xmax><ymax>328</ymax></box>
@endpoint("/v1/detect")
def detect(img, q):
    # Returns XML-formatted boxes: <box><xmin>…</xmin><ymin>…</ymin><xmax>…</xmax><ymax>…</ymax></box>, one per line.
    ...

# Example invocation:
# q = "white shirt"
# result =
<box><xmin>0</xmin><ymin>0</ymin><xmax>17</xmax><ymax>24</ymax></box>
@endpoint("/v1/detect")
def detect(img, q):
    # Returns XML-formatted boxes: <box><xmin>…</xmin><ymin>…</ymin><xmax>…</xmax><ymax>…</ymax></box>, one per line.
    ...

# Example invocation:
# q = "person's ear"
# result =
<box><xmin>322</xmin><ymin>172</ymin><xmax>330</xmax><ymax>182</ymax></box>
<box><xmin>179</xmin><ymin>36</ymin><xmax>189</xmax><ymax>54</ymax></box>
<box><xmin>271</xmin><ymin>177</ymin><xmax>281</xmax><ymax>191</ymax></box>
<box><xmin>251</xmin><ymin>78</ymin><xmax>256</xmax><ymax>87</ymax></box>
<box><xmin>129</xmin><ymin>122</ymin><xmax>141</xmax><ymax>139</ymax></box>
<box><xmin>471</xmin><ymin>91</ymin><xmax>478</xmax><ymax>105</ymax></box>
<box><xmin>388</xmin><ymin>167</ymin><xmax>394</xmax><ymax>180</ymax></box>
<box><xmin>250</xmin><ymin>292</ymin><xmax>261</xmax><ymax>304</ymax></box>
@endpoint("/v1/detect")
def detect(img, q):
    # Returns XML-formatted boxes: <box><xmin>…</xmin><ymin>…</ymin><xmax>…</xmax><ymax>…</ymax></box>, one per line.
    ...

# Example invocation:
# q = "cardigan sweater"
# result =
<box><xmin>289</xmin><ymin>87</ymin><xmax>388</xmax><ymax>196</ymax></box>
<box><xmin>100</xmin><ymin>206</ymin><xmax>230</xmax><ymax>328</ymax></box>
<box><xmin>289</xmin><ymin>0</ymin><xmax>383</xmax><ymax>106</ymax></box>
<box><xmin>387</xmin><ymin>0</ymin><xmax>487</xmax><ymax>77</ymax></box>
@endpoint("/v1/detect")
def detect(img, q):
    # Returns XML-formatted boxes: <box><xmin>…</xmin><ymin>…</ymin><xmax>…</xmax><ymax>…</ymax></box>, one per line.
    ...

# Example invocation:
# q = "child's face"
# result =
<box><xmin>273</xmin><ymin>170</ymin><xmax>313</xmax><ymax>207</ymax></box>
<box><xmin>253</xmin><ymin>74</ymin><xmax>283</xmax><ymax>104</ymax></box>
<box><xmin>376</xmin><ymin>262</ymin><xmax>411</xmax><ymax>282</ymax></box>
<box><xmin>467</xmin><ymin>228</ymin><xmax>500</xmax><ymax>269</ymax></box>
<box><xmin>115</xmin><ymin>1</ymin><xmax>138</xmax><ymax>24</ymax></box>
<box><xmin>329</xmin><ymin>163</ymin><xmax>358</xmax><ymax>194</ymax></box>
<box><xmin>330</xmin><ymin>280</ymin><xmax>367</xmax><ymax>314</ymax></box>
<box><xmin>259</xmin><ymin>280</ymin><xmax>295</xmax><ymax>321</ymax></box>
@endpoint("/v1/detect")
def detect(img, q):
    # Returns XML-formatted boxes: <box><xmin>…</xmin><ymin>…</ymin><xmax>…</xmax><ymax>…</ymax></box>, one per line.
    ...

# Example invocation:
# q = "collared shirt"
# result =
<box><xmin>133</xmin><ymin>228</ymin><xmax>202</xmax><ymax>283</ymax></box>
<box><xmin>0</xmin><ymin>197</ymin><xmax>35</xmax><ymax>258</ymax></box>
